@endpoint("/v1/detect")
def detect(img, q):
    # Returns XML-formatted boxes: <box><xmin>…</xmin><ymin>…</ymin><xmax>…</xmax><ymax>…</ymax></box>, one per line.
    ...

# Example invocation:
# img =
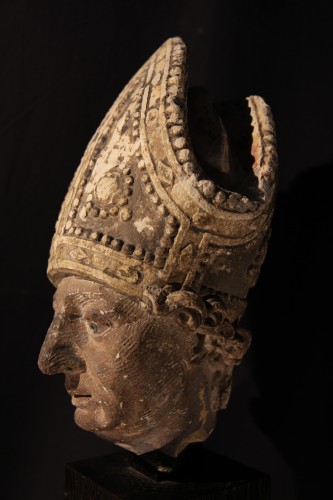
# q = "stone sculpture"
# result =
<box><xmin>38</xmin><ymin>37</ymin><xmax>277</xmax><ymax>458</ymax></box>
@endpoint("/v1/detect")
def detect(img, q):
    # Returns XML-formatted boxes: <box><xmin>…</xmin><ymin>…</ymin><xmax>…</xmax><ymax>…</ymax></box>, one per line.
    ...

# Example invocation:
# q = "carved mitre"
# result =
<box><xmin>48</xmin><ymin>37</ymin><xmax>277</xmax><ymax>340</ymax></box>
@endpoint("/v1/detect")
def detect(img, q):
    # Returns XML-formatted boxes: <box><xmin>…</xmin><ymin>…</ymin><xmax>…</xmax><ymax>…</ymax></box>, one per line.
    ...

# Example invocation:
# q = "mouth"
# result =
<box><xmin>70</xmin><ymin>394</ymin><xmax>93</xmax><ymax>407</ymax></box>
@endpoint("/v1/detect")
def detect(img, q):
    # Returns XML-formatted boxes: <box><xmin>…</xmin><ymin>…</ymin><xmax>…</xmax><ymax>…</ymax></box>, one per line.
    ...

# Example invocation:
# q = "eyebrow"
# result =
<box><xmin>63</xmin><ymin>292</ymin><xmax>103</xmax><ymax>309</ymax></box>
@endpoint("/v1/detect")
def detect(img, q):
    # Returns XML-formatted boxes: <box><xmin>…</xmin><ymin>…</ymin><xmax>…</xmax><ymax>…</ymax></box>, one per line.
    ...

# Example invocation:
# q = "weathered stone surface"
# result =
<box><xmin>38</xmin><ymin>37</ymin><xmax>277</xmax><ymax>457</ymax></box>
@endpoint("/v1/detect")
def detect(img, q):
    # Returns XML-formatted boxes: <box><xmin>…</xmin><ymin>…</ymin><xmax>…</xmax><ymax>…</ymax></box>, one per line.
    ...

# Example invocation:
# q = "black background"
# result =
<box><xmin>1</xmin><ymin>1</ymin><xmax>332</xmax><ymax>499</ymax></box>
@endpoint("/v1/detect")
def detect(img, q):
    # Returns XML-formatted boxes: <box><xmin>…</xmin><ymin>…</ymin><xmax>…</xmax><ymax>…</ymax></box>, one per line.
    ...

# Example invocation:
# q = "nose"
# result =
<box><xmin>38</xmin><ymin>314</ymin><xmax>86</xmax><ymax>376</ymax></box>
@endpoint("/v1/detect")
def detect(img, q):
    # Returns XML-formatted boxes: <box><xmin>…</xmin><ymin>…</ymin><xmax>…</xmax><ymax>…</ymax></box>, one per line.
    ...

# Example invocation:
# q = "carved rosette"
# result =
<box><xmin>48</xmin><ymin>37</ymin><xmax>277</xmax><ymax>316</ymax></box>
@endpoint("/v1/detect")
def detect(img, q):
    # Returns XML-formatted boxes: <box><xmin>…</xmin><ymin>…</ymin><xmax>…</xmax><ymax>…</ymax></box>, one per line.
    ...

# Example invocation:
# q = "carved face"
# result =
<box><xmin>38</xmin><ymin>276</ymin><xmax>222</xmax><ymax>455</ymax></box>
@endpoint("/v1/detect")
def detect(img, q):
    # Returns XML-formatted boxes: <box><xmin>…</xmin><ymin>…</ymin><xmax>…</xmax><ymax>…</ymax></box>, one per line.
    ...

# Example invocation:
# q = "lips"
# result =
<box><xmin>71</xmin><ymin>394</ymin><xmax>93</xmax><ymax>407</ymax></box>
<box><xmin>66</xmin><ymin>378</ymin><xmax>121</xmax><ymax>429</ymax></box>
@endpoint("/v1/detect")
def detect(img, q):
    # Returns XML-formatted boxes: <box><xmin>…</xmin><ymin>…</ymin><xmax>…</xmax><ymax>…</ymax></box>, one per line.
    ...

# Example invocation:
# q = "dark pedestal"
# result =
<box><xmin>64</xmin><ymin>447</ymin><xmax>271</xmax><ymax>499</ymax></box>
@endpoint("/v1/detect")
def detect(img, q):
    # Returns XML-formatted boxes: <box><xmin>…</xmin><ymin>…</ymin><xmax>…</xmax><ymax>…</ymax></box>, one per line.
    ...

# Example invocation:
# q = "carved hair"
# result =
<box><xmin>142</xmin><ymin>286</ymin><xmax>251</xmax><ymax>367</ymax></box>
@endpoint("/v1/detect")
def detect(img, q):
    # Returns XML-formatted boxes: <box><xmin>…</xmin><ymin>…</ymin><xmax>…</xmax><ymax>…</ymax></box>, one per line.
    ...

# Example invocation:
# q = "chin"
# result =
<box><xmin>74</xmin><ymin>404</ymin><xmax>120</xmax><ymax>432</ymax></box>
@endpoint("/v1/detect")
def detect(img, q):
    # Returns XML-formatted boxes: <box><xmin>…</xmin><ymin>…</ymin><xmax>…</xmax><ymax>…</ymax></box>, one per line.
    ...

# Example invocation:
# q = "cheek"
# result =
<box><xmin>82</xmin><ymin>323</ymin><xmax>147</xmax><ymax>395</ymax></box>
<box><xmin>119</xmin><ymin>323</ymin><xmax>189</xmax><ymax>419</ymax></box>
<box><xmin>95</xmin><ymin>321</ymin><xmax>188</xmax><ymax>411</ymax></box>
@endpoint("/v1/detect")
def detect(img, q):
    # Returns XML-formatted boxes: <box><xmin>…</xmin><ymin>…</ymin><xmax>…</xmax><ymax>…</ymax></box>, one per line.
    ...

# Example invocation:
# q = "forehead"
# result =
<box><xmin>54</xmin><ymin>276</ymin><xmax>122</xmax><ymax>307</ymax></box>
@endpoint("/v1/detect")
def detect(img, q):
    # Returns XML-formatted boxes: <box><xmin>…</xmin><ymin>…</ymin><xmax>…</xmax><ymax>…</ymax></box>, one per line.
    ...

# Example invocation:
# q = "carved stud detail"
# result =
<box><xmin>101</xmin><ymin>235</ymin><xmax>111</xmax><ymax>245</ymax></box>
<box><xmin>213</xmin><ymin>191</ymin><xmax>226</xmax><ymax>207</ymax></box>
<box><xmin>122</xmin><ymin>243</ymin><xmax>135</xmax><ymax>255</ymax></box>
<box><xmin>119</xmin><ymin>207</ymin><xmax>132</xmax><ymax>221</ymax></box>
<box><xmin>133</xmin><ymin>247</ymin><xmax>145</xmax><ymax>260</ymax></box>
<box><xmin>111</xmin><ymin>239</ymin><xmax>123</xmax><ymax>251</ymax></box>
<box><xmin>109</xmin><ymin>206</ymin><xmax>119</xmax><ymax>216</ymax></box>
<box><xmin>198</xmin><ymin>180</ymin><xmax>216</xmax><ymax>198</ymax></box>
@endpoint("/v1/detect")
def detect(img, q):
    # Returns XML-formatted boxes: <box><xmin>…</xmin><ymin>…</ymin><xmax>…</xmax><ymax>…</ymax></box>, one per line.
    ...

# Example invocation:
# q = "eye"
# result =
<box><xmin>86</xmin><ymin>316</ymin><xmax>112</xmax><ymax>336</ymax></box>
<box><xmin>89</xmin><ymin>322</ymin><xmax>99</xmax><ymax>334</ymax></box>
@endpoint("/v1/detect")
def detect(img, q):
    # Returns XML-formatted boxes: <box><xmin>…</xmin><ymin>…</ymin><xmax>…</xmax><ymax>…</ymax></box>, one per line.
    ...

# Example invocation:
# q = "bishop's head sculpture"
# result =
<box><xmin>38</xmin><ymin>37</ymin><xmax>277</xmax><ymax>457</ymax></box>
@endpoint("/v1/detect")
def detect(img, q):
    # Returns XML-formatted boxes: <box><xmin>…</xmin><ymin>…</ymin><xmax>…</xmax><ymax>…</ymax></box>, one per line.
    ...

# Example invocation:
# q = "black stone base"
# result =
<box><xmin>64</xmin><ymin>447</ymin><xmax>271</xmax><ymax>499</ymax></box>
